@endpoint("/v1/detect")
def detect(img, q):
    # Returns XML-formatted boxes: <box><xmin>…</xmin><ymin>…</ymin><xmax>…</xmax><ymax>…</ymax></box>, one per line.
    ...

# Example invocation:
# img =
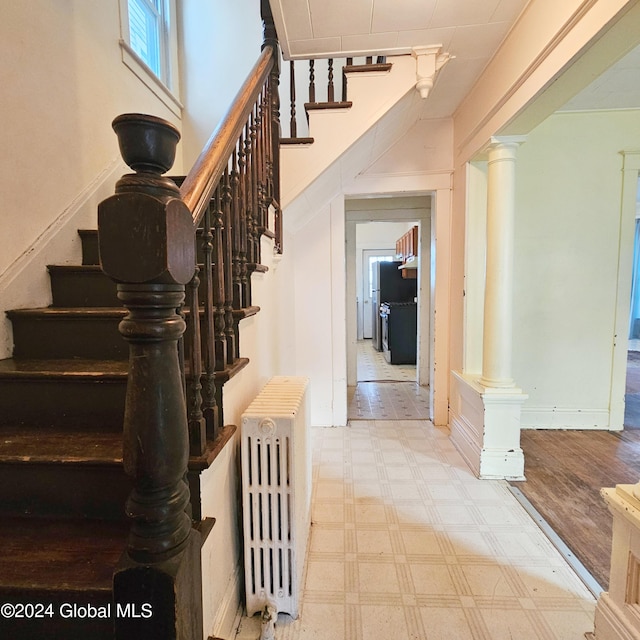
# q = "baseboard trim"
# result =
<box><xmin>211</xmin><ymin>563</ymin><xmax>243</xmax><ymax>640</ymax></box>
<box><xmin>0</xmin><ymin>157</ymin><xmax>124</xmax><ymax>288</ymax></box>
<box><xmin>521</xmin><ymin>407</ymin><xmax>610</xmax><ymax>429</ymax></box>
<box><xmin>449</xmin><ymin>409</ymin><xmax>481</xmax><ymax>477</ymax></box>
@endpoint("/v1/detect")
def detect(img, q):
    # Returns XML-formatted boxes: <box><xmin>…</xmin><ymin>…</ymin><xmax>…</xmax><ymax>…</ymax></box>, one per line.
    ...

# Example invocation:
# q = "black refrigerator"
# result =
<box><xmin>371</xmin><ymin>261</ymin><xmax>417</xmax><ymax>351</ymax></box>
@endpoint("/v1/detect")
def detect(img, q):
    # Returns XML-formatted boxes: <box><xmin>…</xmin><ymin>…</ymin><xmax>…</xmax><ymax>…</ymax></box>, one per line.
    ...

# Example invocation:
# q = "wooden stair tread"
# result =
<box><xmin>280</xmin><ymin>137</ymin><xmax>314</xmax><ymax>145</ymax></box>
<box><xmin>343</xmin><ymin>62</ymin><xmax>392</xmax><ymax>74</ymax></box>
<box><xmin>0</xmin><ymin>429</ymin><xmax>122</xmax><ymax>464</ymax></box>
<box><xmin>0</xmin><ymin>516</ymin><xmax>127</xmax><ymax>591</ymax></box>
<box><xmin>0</xmin><ymin>358</ymin><xmax>128</xmax><ymax>378</ymax></box>
<box><xmin>0</xmin><ymin>425</ymin><xmax>236</xmax><ymax>471</ymax></box>
<box><xmin>47</xmin><ymin>264</ymin><xmax>103</xmax><ymax>272</ymax></box>
<box><xmin>7</xmin><ymin>307</ymin><xmax>126</xmax><ymax>318</ymax></box>
<box><xmin>9</xmin><ymin>305</ymin><xmax>260</xmax><ymax>318</ymax></box>
<box><xmin>305</xmin><ymin>100</ymin><xmax>352</xmax><ymax>111</ymax></box>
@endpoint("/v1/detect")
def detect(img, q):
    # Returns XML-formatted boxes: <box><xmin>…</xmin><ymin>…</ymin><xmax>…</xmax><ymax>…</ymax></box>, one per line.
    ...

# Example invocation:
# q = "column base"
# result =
<box><xmin>594</xmin><ymin>486</ymin><xmax>640</xmax><ymax>639</ymax></box>
<box><xmin>449</xmin><ymin>371</ymin><xmax>527</xmax><ymax>480</ymax></box>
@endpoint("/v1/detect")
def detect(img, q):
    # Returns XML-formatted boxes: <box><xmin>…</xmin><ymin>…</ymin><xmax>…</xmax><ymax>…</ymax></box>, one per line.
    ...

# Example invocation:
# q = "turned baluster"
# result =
<box><xmin>200</xmin><ymin>205</ymin><xmax>219</xmax><ymax>438</ymax></box>
<box><xmin>249</xmin><ymin>106</ymin><xmax>260</xmax><ymax>268</ymax></box>
<box><xmin>240</xmin><ymin>123</ymin><xmax>251</xmax><ymax>307</ymax></box>
<box><xmin>289</xmin><ymin>60</ymin><xmax>297</xmax><ymax>138</ymax></box>
<box><xmin>212</xmin><ymin>187</ymin><xmax>227</xmax><ymax>371</ymax></box>
<box><xmin>231</xmin><ymin>147</ymin><xmax>242</xmax><ymax>311</ymax></box>
<box><xmin>269</xmin><ymin>72</ymin><xmax>282</xmax><ymax>253</ymax></box>
<box><xmin>265</xmin><ymin>80</ymin><xmax>275</xmax><ymax>211</ymax></box>
<box><xmin>262</xmin><ymin>0</ymin><xmax>282</xmax><ymax>251</ymax></box>
<box><xmin>186</xmin><ymin>266</ymin><xmax>206</xmax><ymax>455</ymax></box>
<box><xmin>342</xmin><ymin>59</ymin><xmax>348</xmax><ymax>102</ymax></box>
<box><xmin>259</xmin><ymin>86</ymin><xmax>269</xmax><ymax>234</ymax></box>
<box><xmin>309</xmin><ymin>60</ymin><xmax>316</xmax><ymax>103</ymax></box>
<box><xmin>327</xmin><ymin>58</ymin><xmax>335</xmax><ymax>102</ymax></box>
<box><xmin>256</xmin><ymin>90</ymin><xmax>265</xmax><ymax>238</ymax></box>
<box><xmin>221</xmin><ymin>166</ymin><xmax>236</xmax><ymax>364</ymax></box>
<box><xmin>98</xmin><ymin>113</ymin><xmax>202</xmax><ymax>639</ymax></box>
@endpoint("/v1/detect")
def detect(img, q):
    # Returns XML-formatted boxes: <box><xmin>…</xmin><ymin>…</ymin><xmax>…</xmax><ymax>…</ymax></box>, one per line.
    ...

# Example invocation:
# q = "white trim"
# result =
<box><xmin>595</xmin><ymin>593</ymin><xmax>640</xmax><ymax>640</ymax></box>
<box><xmin>0</xmin><ymin>157</ymin><xmax>124</xmax><ymax>287</ymax></box>
<box><xmin>117</xmin><ymin>0</ymin><xmax>182</xmax><ymax>118</ymax></box>
<box><xmin>610</xmin><ymin>151</ymin><xmax>640</xmax><ymax>430</ymax></box>
<box><xmin>0</xmin><ymin>157</ymin><xmax>126</xmax><ymax>358</ymax></box>
<box><xmin>210</xmin><ymin>564</ymin><xmax>243</xmax><ymax>640</ymax></box>
<box><xmin>521</xmin><ymin>407</ymin><xmax>612</xmax><ymax>429</ymax></box>
<box><xmin>119</xmin><ymin>39</ymin><xmax>183</xmax><ymax>118</ymax></box>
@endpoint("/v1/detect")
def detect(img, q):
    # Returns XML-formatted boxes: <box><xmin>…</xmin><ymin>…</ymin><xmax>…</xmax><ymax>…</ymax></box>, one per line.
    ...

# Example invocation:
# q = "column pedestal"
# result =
<box><xmin>595</xmin><ymin>485</ymin><xmax>640</xmax><ymax>639</ymax></box>
<box><xmin>450</xmin><ymin>373</ymin><xmax>527</xmax><ymax>480</ymax></box>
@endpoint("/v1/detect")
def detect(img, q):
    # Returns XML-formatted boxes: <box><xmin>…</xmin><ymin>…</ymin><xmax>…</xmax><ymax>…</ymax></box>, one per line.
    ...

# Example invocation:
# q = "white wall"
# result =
<box><xmin>201</xmin><ymin>235</ymin><xmax>283</xmax><ymax>638</ymax></box>
<box><xmin>179</xmin><ymin>0</ymin><xmax>264</xmax><ymax>167</ymax></box>
<box><xmin>513</xmin><ymin>109</ymin><xmax>640</xmax><ymax>429</ymax></box>
<box><xmin>0</xmin><ymin>0</ymin><xmax>185</xmax><ymax>357</ymax></box>
<box><xmin>278</xmin><ymin>111</ymin><xmax>453</xmax><ymax>426</ymax></box>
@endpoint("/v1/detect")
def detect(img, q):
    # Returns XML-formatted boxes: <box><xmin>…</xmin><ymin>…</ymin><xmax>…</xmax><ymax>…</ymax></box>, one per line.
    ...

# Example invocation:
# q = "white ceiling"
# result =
<box><xmin>559</xmin><ymin>44</ymin><xmax>640</xmax><ymax>112</ymax></box>
<box><xmin>270</xmin><ymin>0</ymin><xmax>640</xmax><ymax>119</ymax></box>
<box><xmin>270</xmin><ymin>0</ymin><xmax>530</xmax><ymax>117</ymax></box>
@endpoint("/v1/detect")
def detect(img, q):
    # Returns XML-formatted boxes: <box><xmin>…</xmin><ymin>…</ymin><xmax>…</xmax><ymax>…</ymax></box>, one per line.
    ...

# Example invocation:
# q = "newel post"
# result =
<box><xmin>98</xmin><ymin>114</ymin><xmax>202</xmax><ymax>640</ymax></box>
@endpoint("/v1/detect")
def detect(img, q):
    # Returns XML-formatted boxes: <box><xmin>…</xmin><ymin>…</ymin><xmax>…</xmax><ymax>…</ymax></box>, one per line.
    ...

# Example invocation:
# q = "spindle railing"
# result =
<box><xmin>281</xmin><ymin>56</ymin><xmax>389</xmax><ymax>142</ymax></box>
<box><xmin>97</xmin><ymin>1</ymin><xmax>280</xmax><ymax>638</ymax></box>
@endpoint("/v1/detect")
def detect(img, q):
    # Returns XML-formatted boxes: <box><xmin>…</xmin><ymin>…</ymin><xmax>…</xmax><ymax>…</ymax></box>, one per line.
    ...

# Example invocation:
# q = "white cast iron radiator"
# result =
<box><xmin>241</xmin><ymin>376</ymin><xmax>311</xmax><ymax>618</ymax></box>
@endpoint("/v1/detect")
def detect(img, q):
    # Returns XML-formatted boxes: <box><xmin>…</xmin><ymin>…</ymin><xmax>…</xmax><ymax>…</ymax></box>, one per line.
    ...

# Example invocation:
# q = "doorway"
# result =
<box><xmin>345</xmin><ymin>199</ymin><xmax>431</xmax><ymax>421</ymax></box>
<box><xmin>625</xmin><ymin>175</ymin><xmax>640</xmax><ymax>429</ymax></box>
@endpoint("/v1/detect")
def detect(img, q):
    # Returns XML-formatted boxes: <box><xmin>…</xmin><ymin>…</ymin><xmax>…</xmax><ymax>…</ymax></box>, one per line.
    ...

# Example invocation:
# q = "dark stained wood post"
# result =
<box><xmin>309</xmin><ymin>60</ymin><xmax>316</xmax><ymax>103</ymax></box>
<box><xmin>262</xmin><ymin>0</ymin><xmax>282</xmax><ymax>252</ymax></box>
<box><xmin>328</xmin><ymin>58</ymin><xmax>335</xmax><ymax>102</ymax></box>
<box><xmin>289</xmin><ymin>61</ymin><xmax>297</xmax><ymax>138</ymax></box>
<box><xmin>212</xmin><ymin>187</ymin><xmax>227</xmax><ymax>370</ymax></box>
<box><xmin>98</xmin><ymin>113</ymin><xmax>202</xmax><ymax>640</ymax></box>
<box><xmin>221</xmin><ymin>166</ymin><xmax>236</xmax><ymax>363</ymax></box>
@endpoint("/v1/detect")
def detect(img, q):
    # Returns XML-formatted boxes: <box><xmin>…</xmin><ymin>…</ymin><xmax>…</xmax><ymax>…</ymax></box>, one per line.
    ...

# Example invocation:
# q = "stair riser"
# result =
<box><xmin>49</xmin><ymin>270</ymin><xmax>119</xmax><ymax>307</ymax></box>
<box><xmin>0</xmin><ymin>379</ymin><xmax>125</xmax><ymax>429</ymax></box>
<box><xmin>0</xmin><ymin>464</ymin><xmax>129</xmax><ymax>520</ymax></box>
<box><xmin>79</xmin><ymin>230</ymin><xmax>100</xmax><ymax>266</ymax></box>
<box><xmin>11</xmin><ymin>316</ymin><xmax>127</xmax><ymax>360</ymax></box>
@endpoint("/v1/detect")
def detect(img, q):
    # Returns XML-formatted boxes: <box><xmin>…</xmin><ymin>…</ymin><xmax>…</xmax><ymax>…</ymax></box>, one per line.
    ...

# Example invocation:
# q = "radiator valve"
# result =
<box><xmin>260</xmin><ymin>603</ymin><xmax>277</xmax><ymax>640</ymax></box>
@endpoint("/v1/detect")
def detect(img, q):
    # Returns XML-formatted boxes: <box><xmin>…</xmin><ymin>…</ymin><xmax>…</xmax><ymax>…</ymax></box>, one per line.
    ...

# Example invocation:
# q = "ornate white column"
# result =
<box><xmin>480</xmin><ymin>137</ymin><xmax>524</xmax><ymax>388</ymax></box>
<box><xmin>449</xmin><ymin>136</ymin><xmax>528</xmax><ymax>480</ymax></box>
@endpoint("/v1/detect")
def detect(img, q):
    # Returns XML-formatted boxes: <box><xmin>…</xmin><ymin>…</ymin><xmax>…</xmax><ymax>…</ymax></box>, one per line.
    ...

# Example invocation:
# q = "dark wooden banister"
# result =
<box><xmin>180</xmin><ymin>45</ymin><xmax>275</xmax><ymax>227</ymax></box>
<box><xmin>97</xmin><ymin>2</ymin><xmax>281</xmax><ymax>638</ymax></box>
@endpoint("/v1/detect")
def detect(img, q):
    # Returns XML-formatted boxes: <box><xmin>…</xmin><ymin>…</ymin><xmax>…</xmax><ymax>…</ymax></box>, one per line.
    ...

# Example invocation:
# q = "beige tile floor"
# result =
<box><xmin>350</xmin><ymin>340</ymin><xmax>430</xmax><ymax>420</ymax></box>
<box><xmin>235</xmin><ymin>420</ymin><xmax>596</xmax><ymax>640</ymax></box>
<box><xmin>357</xmin><ymin>339</ymin><xmax>416</xmax><ymax>382</ymax></box>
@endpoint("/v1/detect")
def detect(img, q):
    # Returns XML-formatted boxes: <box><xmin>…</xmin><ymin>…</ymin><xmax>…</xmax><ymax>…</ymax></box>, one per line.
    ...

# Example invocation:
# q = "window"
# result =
<box><xmin>127</xmin><ymin>0</ymin><xmax>167</xmax><ymax>81</ymax></box>
<box><xmin>119</xmin><ymin>0</ymin><xmax>182</xmax><ymax>115</ymax></box>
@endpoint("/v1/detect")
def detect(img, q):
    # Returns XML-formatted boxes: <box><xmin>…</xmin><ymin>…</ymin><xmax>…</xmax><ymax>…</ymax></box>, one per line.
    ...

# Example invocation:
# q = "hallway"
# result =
<box><xmin>235</xmin><ymin>420</ymin><xmax>595</xmax><ymax>640</ymax></box>
<box><xmin>234</xmin><ymin>341</ymin><xmax>598</xmax><ymax>639</ymax></box>
<box><xmin>347</xmin><ymin>340</ymin><xmax>430</xmax><ymax>420</ymax></box>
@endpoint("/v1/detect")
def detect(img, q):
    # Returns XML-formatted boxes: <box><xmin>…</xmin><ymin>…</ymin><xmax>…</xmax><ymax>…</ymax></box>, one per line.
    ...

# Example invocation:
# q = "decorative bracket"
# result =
<box><xmin>411</xmin><ymin>45</ymin><xmax>453</xmax><ymax>99</ymax></box>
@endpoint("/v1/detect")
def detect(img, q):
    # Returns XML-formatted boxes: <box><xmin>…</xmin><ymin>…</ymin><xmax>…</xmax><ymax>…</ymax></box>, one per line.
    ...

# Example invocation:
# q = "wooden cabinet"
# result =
<box><xmin>395</xmin><ymin>225</ymin><xmax>418</xmax><ymax>279</ymax></box>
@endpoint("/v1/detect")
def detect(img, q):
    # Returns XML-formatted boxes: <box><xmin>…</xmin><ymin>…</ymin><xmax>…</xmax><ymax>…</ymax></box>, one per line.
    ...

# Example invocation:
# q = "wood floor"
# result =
<box><xmin>510</xmin><ymin>428</ymin><xmax>640</xmax><ymax>591</ymax></box>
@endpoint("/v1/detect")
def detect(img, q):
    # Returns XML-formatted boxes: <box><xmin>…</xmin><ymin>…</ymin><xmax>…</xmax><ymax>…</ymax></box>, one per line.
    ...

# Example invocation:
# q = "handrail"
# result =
<box><xmin>180</xmin><ymin>45</ymin><xmax>275</xmax><ymax>227</ymax></box>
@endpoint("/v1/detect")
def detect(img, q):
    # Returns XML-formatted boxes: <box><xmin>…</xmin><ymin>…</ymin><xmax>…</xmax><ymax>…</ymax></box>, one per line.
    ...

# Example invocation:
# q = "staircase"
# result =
<box><xmin>0</xmin><ymin>228</ymin><xmax>130</xmax><ymax>640</ymax></box>
<box><xmin>0</xmin><ymin>225</ymin><xmax>261</xmax><ymax>638</ymax></box>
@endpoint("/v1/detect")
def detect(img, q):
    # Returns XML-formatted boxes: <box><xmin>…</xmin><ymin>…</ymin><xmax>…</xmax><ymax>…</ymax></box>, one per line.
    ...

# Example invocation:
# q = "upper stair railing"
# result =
<box><xmin>282</xmin><ymin>56</ymin><xmax>389</xmax><ymax>141</ymax></box>
<box><xmin>97</xmin><ymin>2</ymin><xmax>280</xmax><ymax>638</ymax></box>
